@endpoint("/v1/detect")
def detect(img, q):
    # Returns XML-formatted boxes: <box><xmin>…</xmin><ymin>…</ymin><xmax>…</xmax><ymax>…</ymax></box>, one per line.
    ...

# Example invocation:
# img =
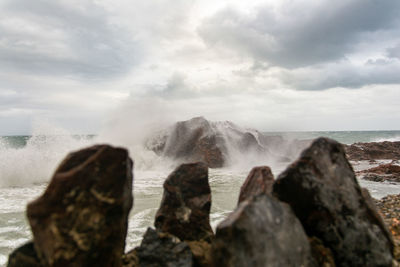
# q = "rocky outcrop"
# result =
<box><xmin>273</xmin><ymin>137</ymin><xmax>394</xmax><ymax>266</ymax></box>
<box><xmin>211</xmin><ymin>194</ymin><xmax>315</xmax><ymax>267</ymax></box>
<box><xmin>7</xmin><ymin>242</ymin><xmax>41</xmax><ymax>267</ymax></box>
<box><xmin>146</xmin><ymin>117</ymin><xmax>277</xmax><ymax>168</ymax></box>
<box><xmin>123</xmin><ymin>228</ymin><xmax>193</xmax><ymax>267</ymax></box>
<box><xmin>155</xmin><ymin>162</ymin><xmax>213</xmax><ymax>242</ymax></box>
<box><xmin>358</xmin><ymin>163</ymin><xmax>400</xmax><ymax>182</ymax></box>
<box><xmin>345</xmin><ymin>141</ymin><xmax>400</xmax><ymax>161</ymax></box>
<box><xmin>26</xmin><ymin>145</ymin><xmax>133</xmax><ymax>267</ymax></box>
<box><xmin>147</xmin><ymin>117</ymin><xmax>227</xmax><ymax>168</ymax></box>
<box><xmin>237</xmin><ymin>166</ymin><xmax>274</xmax><ymax>204</ymax></box>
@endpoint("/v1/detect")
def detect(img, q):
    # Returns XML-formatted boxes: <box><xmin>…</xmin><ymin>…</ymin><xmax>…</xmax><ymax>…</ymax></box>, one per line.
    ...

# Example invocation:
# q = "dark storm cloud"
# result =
<box><xmin>0</xmin><ymin>0</ymin><xmax>139</xmax><ymax>80</ymax></box>
<box><xmin>279</xmin><ymin>59</ymin><xmax>400</xmax><ymax>90</ymax></box>
<box><xmin>198</xmin><ymin>0</ymin><xmax>400</xmax><ymax>68</ymax></box>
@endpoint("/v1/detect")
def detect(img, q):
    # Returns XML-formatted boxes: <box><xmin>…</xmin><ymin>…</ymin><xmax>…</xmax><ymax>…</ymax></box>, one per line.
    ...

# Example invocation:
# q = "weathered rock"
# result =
<box><xmin>308</xmin><ymin>237</ymin><xmax>335</xmax><ymax>267</ymax></box>
<box><xmin>27</xmin><ymin>145</ymin><xmax>133</xmax><ymax>267</ymax></box>
<box><xmin>155</xmin><ymin>162</ymin><xmax>213</xmax><ymax>242</ymax></box>
<box><xmin>146</xmin><ymin>117</ymin><xmax>272</xmax><ymax>168</ymax></box>
<box><xmin>187</xmin><ymin>240</ymin><xmax>212</xmax><ymax>267</ymax></box>
<box><xmin>273</xmin><ymin>137</ymin><xmax>394</xmax><ymax>266</ymax></box>
<box><xmin>358</xmin><ymin>163</ymin><xmax>400</xmax><ymax>182</ymax></box>
<box><xmin>148</xmin><ymin>117</ymin><xmax>226</xmax><ymax>168</ymax></box>
<box><xmin>7</xmin><ymin>242</ymin><xmax>41</xmax><ymax>267</ymax></box>
<box><xmin>126</xmin><ymin>228</ymin><xmax>193</xmax><ymax>267</ymax></box>
<box><xmin>345</xmin><ymin>141</ymin><xmax>400</xmax><ymax>161</ymax></box>
<box><xmin>211</xmin><ymin>194</ymin><xmax>315</xmax><ymax>267</ymax></box>
<box><xmin>121</xmin><ymin>249</ymin><xmax>138</xmax><ymax>267</ymax></box>
<box><xmin>238</xmin><ymin>166</ymin><xmax>274</xmax><ymax>204</ymax></box>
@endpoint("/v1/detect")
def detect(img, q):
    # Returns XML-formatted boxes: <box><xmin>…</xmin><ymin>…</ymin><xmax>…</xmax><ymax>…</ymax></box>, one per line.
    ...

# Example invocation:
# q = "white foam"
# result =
<box><xmin>372</xmin><ymin>136</ymin><xmax>400</xmax><ymax>142</ymax></box>
<box><xmin>0</xmin><ymin>121</ymin><xmax>94</xmax><ymax>188</ymax></box>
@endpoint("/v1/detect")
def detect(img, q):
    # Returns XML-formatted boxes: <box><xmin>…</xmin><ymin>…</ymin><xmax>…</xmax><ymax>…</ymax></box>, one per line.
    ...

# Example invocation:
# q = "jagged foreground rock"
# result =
<box><xmin>237</xmin><ymin>166</ymin><xmax>274</xmax><ymax>204</ymax></box>
<box><xmin>154</xmin><ymin>162</ymin><xmax>213</xmax><ymax>242</ymax></box>
<box><xmin>212</xmin><ymin>194</ymin><xmax>315</xmax><ymax>267</ymax></box>
<box><xmin>273</xmin><ymin>138</ymin><xmax>394</xmax><ymax>266</ymax></box>
<box><xmin>12</xmin><ymin>145</ymin><xmax>134</xmax><ymax>267</ymax></box>
<box><xmin>7</xmin><ymin>242</ymin><xmax>41</xmax><ymax>267</ymax></box>
<box><xmin>122</xmin><ymin>228</ymin><xmax>193</xmax><ymax>267</ymax></box>
<box><xmin>123</xmin><ymin>162</ymin><xmax>213</xmax><ymax>267</ymax></box>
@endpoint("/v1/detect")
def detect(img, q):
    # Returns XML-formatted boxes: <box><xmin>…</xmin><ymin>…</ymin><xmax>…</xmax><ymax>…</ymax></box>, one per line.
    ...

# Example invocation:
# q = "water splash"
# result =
<box><xmin>0</xmin><ymin>121</ymin><xmax>94</xmax><ymax>187</ymax></box>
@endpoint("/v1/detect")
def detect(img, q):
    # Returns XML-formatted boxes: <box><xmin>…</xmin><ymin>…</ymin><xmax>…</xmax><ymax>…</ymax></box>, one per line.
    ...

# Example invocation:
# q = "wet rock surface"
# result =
<box><xmin>212</xmin><ymin>194</ymin><xmax>315</xmax><ymax>267</ymax></box>
<box><xmin>7</xmin><ymin>242</ymin><xmax>41</xmax><ymax>267</ymax></box>
<box><xmin>237</xmin><ymin>166</ymin><xmax>274</xmax><ymax>204</ymax></box>
<box><xmin>154</xmin><ymin>162</ymin><xmax>213</xmax><ymax>242</ymax></box>
<box><xmin>358</xmin><ymin>163</ymin><xmax>400</xmax><ymax>182</ymax></box>
<box><xmin>124</xmin><ymin>228</ymin><xmax>193</xmax><ymax>267</ymax></box>
<box><xmin>26</xmin><ymin>145</ymin><xmax>133</xmax><ymax>267</ymax></box>
<box><xmin>273</xmin><ymin>137</ymin><xmax>394</xmax><ymax>267</ymax></box>
<box><xmin>147</xmin><ymin>117</ymin><xmax>227</xmax><ymax>168</ymax></box>
<box><xmin>146</xmin><ymin>117</ymin><xmax>302</xmax><ymax>168</ymax></box>
<box><xmin>345</xmin><ymin>141</ymin><xmax>400</xmax><ymax>161</ymax></box>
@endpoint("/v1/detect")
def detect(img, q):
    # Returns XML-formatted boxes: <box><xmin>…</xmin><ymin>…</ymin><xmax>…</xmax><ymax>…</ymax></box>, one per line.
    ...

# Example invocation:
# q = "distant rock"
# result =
<box><xmin>123</xmin><ymin>228</ymin><xmax>193</xmax><ymax>267</ymax></box>
<box><xmin>26</xmin><ymin>145</ymin><xmax>133</xmax><ymax>267</ymax></box>
<box><xmin>345</xmin><ymin>141</ymin><xmax>400</xmax><ymax>161</ymax></box>
<box><xmin>237</xmin><ymin>166</ymin><xmax>274</xmax><ymax>204</ymax></box>
<box><xmin>273</xmin><ymin>138</ymin><xmax>394</xmax><ymax>266</ymax></box>
<box><xmin>146</xmin><ymin>117</ymin><xmax>306</xmax><ymax>168</ymax></box>
<box><xmin>154</xmin><ymin>162</ymin><xmax>213</xmax><ymax>242</ymax></box>
<box><xmin>7</xmin><ymin>242</ymin><xmax>41</xmax><ymax>267</ymax></box>
<box><xmin>358</xmin><ymin>163</ymin><xmax>400</xmax><ymax>182</ymax></box>
<box><xmin>212</xmin><ymin>194</ymin><xmax>315</xmax><ymax>267</ymax></box>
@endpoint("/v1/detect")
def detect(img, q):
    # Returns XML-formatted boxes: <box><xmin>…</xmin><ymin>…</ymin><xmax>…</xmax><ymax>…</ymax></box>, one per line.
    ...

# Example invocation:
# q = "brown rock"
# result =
<box><xmin>187</xmin><ymin>240</ymin><xmax>211</xmax><ymax>267</ymax></box>
<box><xmin>238</xmin><ymin>166</ymin><xmax>274</xmax><ymax>204</ymax></box>
<box><xmin>273</xmin><ymin>138</ymin><xmax>394</xmax><ymax>266</ymax></box>
<box><xmin>309</xmin><ymin>237</ymin><xmax>335</xmax><ymax>267</ymax></box>
<box><xmin>7</xmin><ymin>242</ymin><xmax>41</xmax><ymax>267</ymax></box>
<box><xmin>27</xmin><ymin>145</ymin><xmax>133</xmax><ymax>267</ymax></box>
<box><xmin>345</xmin><ymin>141</ymin><xmax>400</xmax><ymax>161</ymax></box>
<box><xmin>125</xmin><ymin>228</ymin><xmax>193</xmax><ymax>267</ymax></box>
<box><xmin>358</xmin><ymin>163</ymin><xmax>400</xmax><ymax>182</ymax></box>
<box><xmin>155</xmin><ymin>162</ymin><xmax>213</xmax><ymax>242</ymax></box>
<box><xmin>146</xmin><ymin>117</ymin><xmax>271</xmax><ymax>168</ymax></box>
<box><xmin>154</xmin><ymin>117</ymin><xmax>226</xmax><ymax>168</ymax></box>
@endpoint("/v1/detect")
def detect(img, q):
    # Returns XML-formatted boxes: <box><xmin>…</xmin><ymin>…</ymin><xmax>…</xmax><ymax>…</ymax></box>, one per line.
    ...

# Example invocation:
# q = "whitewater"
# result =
<box><xmin>1</xmin><ymin>128</ymin><xmax>400</xmax><ymax>266</ymax></box>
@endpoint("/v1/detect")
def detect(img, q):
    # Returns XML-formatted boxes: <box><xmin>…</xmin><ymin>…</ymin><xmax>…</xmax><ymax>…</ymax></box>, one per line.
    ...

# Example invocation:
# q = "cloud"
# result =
<box><xmin>1</xmin><ymin>0</ymin><xmax>400</xmax><ymax>134</ymax></box>
<box><xmin>0</xmin><ymin>0</ymin><xmax>139</xmax><ymax>80</ymax></box>
<box><xmin>387</xmin><ymin>43</ymin><xmax>400</xmax><ymax>59</ymax></box>
<box><xmin>198</xmin><ymin>0</ymin><xmax>400</xmax><ymax>68</ymax></box>
<box><xmin>277</xmin><ymin>58</ymin><xmax>400</xmax><ymax>90</ymax></box>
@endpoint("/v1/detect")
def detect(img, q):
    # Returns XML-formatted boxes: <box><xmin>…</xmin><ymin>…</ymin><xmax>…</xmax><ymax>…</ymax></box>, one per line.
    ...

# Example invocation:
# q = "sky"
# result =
<box><xmin>1</xmin><ymin>0</ymin><xmax>400</xmax><ymax>135</ymax></box>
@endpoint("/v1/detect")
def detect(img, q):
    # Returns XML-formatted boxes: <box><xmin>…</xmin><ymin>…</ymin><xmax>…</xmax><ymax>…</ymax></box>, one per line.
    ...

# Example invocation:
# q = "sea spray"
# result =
<box><xmin>0</xmin><ymin>122</ymin><xmax>94</xmax><ymax>188</ymax></box>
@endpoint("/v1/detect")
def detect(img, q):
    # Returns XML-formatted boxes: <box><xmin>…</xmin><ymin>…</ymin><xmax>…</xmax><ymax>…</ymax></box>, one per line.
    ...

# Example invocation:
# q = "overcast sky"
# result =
<box><xmin>1</xmin><ymin>0</ymin><xmax>400</xmax><ymax>135</ymax></box>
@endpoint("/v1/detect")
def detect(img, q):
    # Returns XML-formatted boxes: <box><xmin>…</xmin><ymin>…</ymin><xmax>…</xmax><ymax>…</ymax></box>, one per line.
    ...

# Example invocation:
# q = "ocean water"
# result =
<box><xmin>1</xmin><ymin>131</ymin><xmax>400</xmax><ymax>266</ymax></box>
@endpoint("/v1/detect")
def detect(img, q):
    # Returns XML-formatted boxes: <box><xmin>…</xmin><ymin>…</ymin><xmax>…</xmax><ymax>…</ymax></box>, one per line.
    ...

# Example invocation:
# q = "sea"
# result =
<box><xmin>1</xmin><ymin>131</ymin><xmax>400</xmax><ymax>265</ymax></box>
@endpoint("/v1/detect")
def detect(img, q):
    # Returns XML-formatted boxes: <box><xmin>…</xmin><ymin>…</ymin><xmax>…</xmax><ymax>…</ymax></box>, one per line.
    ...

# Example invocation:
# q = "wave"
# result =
<box><xmin>0</xmin><ymin>134</ymin><xmax>94</xmax><ymax>188</ymax></box>
<box><xmin>372</xmin><ymin>136</ymin><xmax>400</xmax><ymax>142</ymax></box>
<box><xmin>0</xmin><ymin>118</ymin><xmax>179</xmax><ymax>188</ymax></box>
